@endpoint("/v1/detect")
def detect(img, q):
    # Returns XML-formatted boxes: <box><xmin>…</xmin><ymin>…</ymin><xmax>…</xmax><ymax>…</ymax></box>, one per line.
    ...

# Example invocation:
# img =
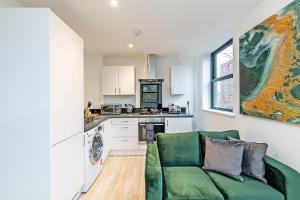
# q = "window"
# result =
<box><xmin>211</xmin><ymin>39</ymin><xmax>233</xmax><ymax>112</ymax></box>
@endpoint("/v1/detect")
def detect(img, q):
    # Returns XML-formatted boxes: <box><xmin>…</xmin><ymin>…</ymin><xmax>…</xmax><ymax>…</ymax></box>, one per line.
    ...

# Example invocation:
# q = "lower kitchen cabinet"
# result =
<box><xmin>110</xmin><ymin>118</ymin><xmax>139</xmax><ymax>152</ymax></box>
<box><xmin>50</xmin><ymin>133</ymin><xmax>84</xmax><ymax>200</ymax></box>
<box><xmin>111</xmin><ymin>137</ymin><xmax>138</xmax><ymax>150</ymax></box>
<box><xmin>111</xmin><ymin>124</ymin><xmax>138</xmax><ymax>137</ymax></box>
<box><xmin>165</xmin><ymin>117</ymin><xmax>193</xmax><ymax>133</ymax></box>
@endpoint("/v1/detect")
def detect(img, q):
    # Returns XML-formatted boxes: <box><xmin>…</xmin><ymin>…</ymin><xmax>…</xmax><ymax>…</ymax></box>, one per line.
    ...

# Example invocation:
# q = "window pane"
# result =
<box><xmin>213</xmin><ymin>78</ymin><xmax>234</xmax><ymax>110</ymax></box>
<box><xmin>215</xmin><ymin>44</ymin><xmax>233</xmax><ymax>78</ymax></box>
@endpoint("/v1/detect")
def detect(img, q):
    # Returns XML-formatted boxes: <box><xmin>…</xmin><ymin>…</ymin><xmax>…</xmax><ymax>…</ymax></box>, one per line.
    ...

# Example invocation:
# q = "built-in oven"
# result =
<box><xmin>138</xmin><ymin>118</ymin><xmax>165</xmax><ymax>144</ymax></box>
<box><xmin>139</xmin><ymin>79</ymin><xmax>164</xmax><ymax>109</ymax></box>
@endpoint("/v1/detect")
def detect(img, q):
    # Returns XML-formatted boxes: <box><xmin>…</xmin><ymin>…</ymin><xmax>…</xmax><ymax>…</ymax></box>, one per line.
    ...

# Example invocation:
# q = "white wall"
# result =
<box><xmin>194</xmin><ymin>0</ymin><xmax>300</xmax><ymax>172</ymax></box>
<box><xmin>0</xmin><ymin>0</ymin><xmax>22</xmax><ymax>7</ymax></box>
<box><xmin>84</xmin><ymin>53</ymin><xmax>103</xmax><ymax>108</ymax></box>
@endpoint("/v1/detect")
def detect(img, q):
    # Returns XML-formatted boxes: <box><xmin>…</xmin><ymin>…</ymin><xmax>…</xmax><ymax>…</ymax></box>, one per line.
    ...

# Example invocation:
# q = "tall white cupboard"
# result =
<box><xmin>0</xmin><ymin>8</ymin><xmax>84</xmax><ymax>200</ymax></box>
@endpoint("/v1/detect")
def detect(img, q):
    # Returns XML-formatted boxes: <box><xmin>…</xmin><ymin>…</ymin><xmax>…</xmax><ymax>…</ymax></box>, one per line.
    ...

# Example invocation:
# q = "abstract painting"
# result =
<box><xmin>240</xmin><ymin>0</ymin><xmax>300</xmax><ymax>125</ymax></box>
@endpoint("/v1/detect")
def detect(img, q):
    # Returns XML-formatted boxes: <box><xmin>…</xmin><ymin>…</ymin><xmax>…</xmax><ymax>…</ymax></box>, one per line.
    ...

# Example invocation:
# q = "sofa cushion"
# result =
<box><xmin>163</xmin><ymin>167</ymin><xmax>224</xmax><ymax>200</ymax></box>
<box><xmin>206</xmin><ymin>171</ymin><xmax>284</xmax><ymax>200</ymax></box>
<box><xmin>157</xmin><ymin>132</ymin><xmax>202</xmax><ymax>167</ymax></box>
<box><xmin>203</xmin><ymin>137</ymin><xmax>244</xmax><ymax>181</ymax></box>
<box><xmin>199</xmin><ymin>130</ymin><xmax>240</xmax><ymax>161</ymax></box>
<box><xmin>228</xmin><ymin>136</ymin><xmax>268</xmax><ymax>183</ymax></box>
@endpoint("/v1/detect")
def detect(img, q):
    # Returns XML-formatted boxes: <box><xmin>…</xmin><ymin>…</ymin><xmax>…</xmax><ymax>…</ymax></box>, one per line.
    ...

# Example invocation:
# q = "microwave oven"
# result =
<box><xmin>101</xmin><ymin>104</ymin><xmax>122</xmax><ymax>115</ymax></box>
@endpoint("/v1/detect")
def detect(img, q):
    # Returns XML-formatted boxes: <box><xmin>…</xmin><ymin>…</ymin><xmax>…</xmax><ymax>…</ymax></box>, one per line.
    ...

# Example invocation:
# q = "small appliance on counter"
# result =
<box><xmin>101</xmin><ymin>104</ymin><xmax>122</xmax><ymax>115</ymax></box>
<box><xmin>125</xmin><ymin>104</ymin><xmax>135</xmax><ymax>113</ymax></box>
<box><xmin>168</xmin><ymin>103</ymin><xmax>181</xmax><ymax>114</ymax></box>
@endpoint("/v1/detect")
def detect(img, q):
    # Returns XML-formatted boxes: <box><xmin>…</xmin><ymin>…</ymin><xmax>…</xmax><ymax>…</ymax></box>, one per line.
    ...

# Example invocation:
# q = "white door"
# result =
<box><xmin>102</xmin><ymin>66</ymin><xmax>119</xmax><ymax>95</ymax></box>
<box><xmin>49</xmin><ymin>12</ymin><xmax>84</xmax><ymax>145</ymax></box>
<box><xmin>171</xmin><ymin>65</ymin><xmax>188</xmax><ymax>95</ymax></box>
<box><xmin>165</xmin><ymin>118</ymin><xmax>193</xmax><ymax>133</ymax></box>
<box><xmin>118</xmin><ymin>66</ymin><xmax>135</xmax><ymax>95</ymax></box>
<box><xmin>50</xmin><ymin>133</ymin><xmax>84</xmax><ymax>200</ymax></box>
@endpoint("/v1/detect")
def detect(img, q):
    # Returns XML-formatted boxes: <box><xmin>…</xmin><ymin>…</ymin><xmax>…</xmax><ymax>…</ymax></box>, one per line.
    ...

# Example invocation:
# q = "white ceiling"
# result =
<box><xmin>19</xmin><ymin>0</ymin><xmax>260</xmax><ymax>56</ymax></box>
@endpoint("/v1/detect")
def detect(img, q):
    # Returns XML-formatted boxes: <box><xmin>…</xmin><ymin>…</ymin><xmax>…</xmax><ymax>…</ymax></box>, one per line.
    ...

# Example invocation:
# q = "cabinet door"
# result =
<box><xmin>118</xmin><ymin>66</ymin><xmax>135</xmax><ymax>95</ymax></box>
<box><xmin>50</xmin><ymin>133</ymin><xmax>84</xmax><ymax>200</ymax></box>
<box><xmin>49</xmin><ymin>12</ymin><xmax>84</xmax><ymax>145</ymax></box>
<box><xmin>165</xmin><ymin>118</ymin><xmax>193</xmax><ymax>133</ymax></box>
<box><xmin>171</xmin><ymin>65</ymin><xmax>188</xmax><ymax>95</ymax></box>
<box><xmin>111</xmin><ymin>124</ymin><xmax>138</xmax><ymax>138</ymax></box>
<box><xmin>102</xmin><ymin>66</ymin><xmax>119</xmax><ymax>95</ymax></box>
<box><xmin>111</xmin><ymin>137</ymin><xmax>138</xmax><ymax>150</ymax></box>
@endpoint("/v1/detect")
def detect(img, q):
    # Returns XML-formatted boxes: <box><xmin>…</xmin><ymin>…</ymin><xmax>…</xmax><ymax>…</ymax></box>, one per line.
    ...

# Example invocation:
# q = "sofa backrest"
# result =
<box><xmin>199</xmin><ymin>130</ymin><xmax>240</xmax><ymax>163</ymax></box>
<box><xmin>157</xmin><ymin>132</ymin><xmax>202</xmax><ymax>167</ymax></box>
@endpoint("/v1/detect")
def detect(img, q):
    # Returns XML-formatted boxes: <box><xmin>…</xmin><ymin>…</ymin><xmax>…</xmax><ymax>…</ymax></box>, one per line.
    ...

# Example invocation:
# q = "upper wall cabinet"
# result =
<box><xmin>170</xmin><ymin>65</ymin><xmax>188</xmax><ymax>95</ymax></box>
<box><xmin>102</xmin><ymin>66</ymin><xmax>135</xmax><ymax>95</ymax></box>
<box><xmin>102</xmin><ymin>66</ymin><xmax>119</xmax><ymax>95</ymax></box>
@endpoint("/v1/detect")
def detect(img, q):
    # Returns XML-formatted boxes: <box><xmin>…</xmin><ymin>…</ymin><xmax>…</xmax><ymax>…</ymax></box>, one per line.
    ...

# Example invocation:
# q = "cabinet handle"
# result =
<box><xmin>103</xmin><ymin>125</ymin><xmax>105</xmax><ymax>132</ymax></box>
<box><xmin>121</xmin><ymin>121</ymin><xmax>129</xmax><ymax>123</ymax></box>
<box><xmin>121</xmin><ymin>126</ymin><xmax>129</xmax><ymax>129</ymax></box>
<box><xmin>166</xmin><ymin>120</ymin><xmax>168</xmax><ymax>127</ymax></box>
<box><xmin>119</xmin><ymin>87</ymin><xmax>121</xmax><ymax>94</ymax></box>
<box><xmin>115</xmin><ymin>88</ymin><xmax>116</xmax><ymax>94</ymax></box>
<box><xmin>121</xmin><ymin>139</ymin><xmax>128</xmax><ymax>142</ymax></box>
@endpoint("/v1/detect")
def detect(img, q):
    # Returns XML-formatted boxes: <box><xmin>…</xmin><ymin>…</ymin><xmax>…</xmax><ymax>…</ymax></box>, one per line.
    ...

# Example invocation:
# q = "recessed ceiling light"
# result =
<box><xmin>110</xmin><ymin>0</ymin><xmax>118</xmax><ymax>7</ymax></box>
<box><xmin>128</xmin><ymin>43</ymin><xmax>134</xmax><ymax>48</ymax></box>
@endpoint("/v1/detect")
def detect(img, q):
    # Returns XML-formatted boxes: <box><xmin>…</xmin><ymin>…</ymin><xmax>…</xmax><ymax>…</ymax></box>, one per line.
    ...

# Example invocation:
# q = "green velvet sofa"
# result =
<box><xmin>145</xmin><ymin>130</ymin><xmax>300</xmax><ymax>200</ymax></box>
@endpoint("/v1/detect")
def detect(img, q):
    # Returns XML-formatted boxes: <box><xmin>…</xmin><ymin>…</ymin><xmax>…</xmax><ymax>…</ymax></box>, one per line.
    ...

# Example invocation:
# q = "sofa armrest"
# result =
<box><xmin>145</xmin><ymin>144</ymin><xmax>163</xmax><ymax>200</ymax></box>
<box><xmin>264</xmin><ymin>156</ymin><xmax>300</xmax><ymax>200</ymax></box>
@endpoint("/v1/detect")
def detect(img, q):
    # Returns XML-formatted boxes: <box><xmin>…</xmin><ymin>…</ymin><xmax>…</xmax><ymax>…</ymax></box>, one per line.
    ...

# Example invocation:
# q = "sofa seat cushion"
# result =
<box><xmin>163</xmin><ymin>167</ymin><xmax>224</xmax><ymax>200</ymax></box>
<box><xmin>206</xmin><ymin>171</ymin><xmax>284</xmax><ymax>200</ymax></box>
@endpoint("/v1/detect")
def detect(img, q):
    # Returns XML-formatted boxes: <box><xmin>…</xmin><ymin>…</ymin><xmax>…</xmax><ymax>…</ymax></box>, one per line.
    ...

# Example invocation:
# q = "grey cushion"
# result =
<box><xmin>228</xmin><ymin>136</ymin><xmax>268</xmax><ymax>183</ymax></box>
<box><xmin>203</xmin><ymin>137</ymin><xmax>244</xmax><ymax>181</ymax></box>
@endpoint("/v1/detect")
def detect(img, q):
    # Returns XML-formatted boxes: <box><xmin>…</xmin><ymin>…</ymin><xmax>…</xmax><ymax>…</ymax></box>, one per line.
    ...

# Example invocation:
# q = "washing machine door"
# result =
<box><xmin>89</xmin><ymin>132</ymin><xmax>103</xmax><ymax>165</ymax></box>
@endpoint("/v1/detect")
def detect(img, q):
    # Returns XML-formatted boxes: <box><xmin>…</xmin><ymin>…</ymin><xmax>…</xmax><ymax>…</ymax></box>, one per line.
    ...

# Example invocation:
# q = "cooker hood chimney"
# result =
<box><xmin>146</xmin><ymin>54</ymin><xmax>157</xmax><ymax>79</ymax></box>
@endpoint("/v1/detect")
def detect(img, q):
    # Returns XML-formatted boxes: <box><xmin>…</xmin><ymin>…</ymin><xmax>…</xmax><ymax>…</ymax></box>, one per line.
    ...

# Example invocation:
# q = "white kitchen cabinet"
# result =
<box><xmin>111</xmin><ymin>124</ymin><xmax>138</xmax><ymax>137</ymax></box>
<box><xmin>171</xmin><ymin>65</ymin><xmax>188</xmax><ymax>95</ymax></box>
<box><xmin>102</xmin><ymin>66</ymin><xmax>135</xmax><ymax>95</ymax></box>
<box><xmin>50</xmin><ymin>133</ymin><xmax>83</xmax><ymax>200</ymax></box>
<box><xmin>165</xmin><ymin>117</ymin><xmax>193</xmax><ymax>133</ymax></box>
<box><xmin>102</xmin><ymin>66</ymin><xmax>119</xmax><ymax>95</ymax></box>
<box><xmin>110</xmin><ymin>118</ymin><xmax>138</xmax><ymax>151</ymax></box>
<box><xmin>111</xmin><ymin>137</ymin><xmax>139</xmax><ymax>150</ymax></box>
<box><xmin>118</xmin><ymin>66</ymin><xmax>135</xmax><ymax>95</ymax></box>
<box><xmin>0</xmin><ymin>9</ymin><xmax>83</xmax><ymax>200</ymax></box>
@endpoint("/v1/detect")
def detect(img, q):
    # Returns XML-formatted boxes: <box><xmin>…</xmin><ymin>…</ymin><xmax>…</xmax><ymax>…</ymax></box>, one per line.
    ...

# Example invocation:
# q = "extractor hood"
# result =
<box><xmin>146</xmin><ymin>54</ymin><xmax>157</xmax><ymax>79</ymax></box>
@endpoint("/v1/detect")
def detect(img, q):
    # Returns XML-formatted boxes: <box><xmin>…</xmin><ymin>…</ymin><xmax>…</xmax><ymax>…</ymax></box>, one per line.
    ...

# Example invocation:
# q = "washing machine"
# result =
<box><xmin>82</xmin><ymin>125</ymin><xmax>104</xmax><ymax>192</ymax></box>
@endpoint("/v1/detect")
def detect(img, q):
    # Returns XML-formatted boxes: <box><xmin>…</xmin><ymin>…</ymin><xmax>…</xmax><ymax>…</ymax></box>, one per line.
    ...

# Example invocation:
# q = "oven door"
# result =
<box><xmin>138</xmin><ymin>122</ymin><xmax>165</xmax><ymax>144</ymax></box>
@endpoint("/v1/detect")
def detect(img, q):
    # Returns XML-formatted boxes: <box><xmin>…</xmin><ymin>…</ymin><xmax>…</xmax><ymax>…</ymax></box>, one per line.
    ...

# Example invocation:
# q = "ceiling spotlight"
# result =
<box><xmin>128</xmin><ymin>43</ymin><xmax>134</xmax><ymax>48</ymax></box>
<box><xmin>110</xmin><ymin>0</ymin><xmax>118</xmax><ymax>7</ymax></box>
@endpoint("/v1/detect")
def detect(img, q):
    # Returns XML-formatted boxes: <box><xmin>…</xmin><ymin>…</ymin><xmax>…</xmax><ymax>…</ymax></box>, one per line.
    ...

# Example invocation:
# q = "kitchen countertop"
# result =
<box><xmin>84</xmin><ymin>113</ymin><xmax>193</xmax><ymax>132</ymax></box>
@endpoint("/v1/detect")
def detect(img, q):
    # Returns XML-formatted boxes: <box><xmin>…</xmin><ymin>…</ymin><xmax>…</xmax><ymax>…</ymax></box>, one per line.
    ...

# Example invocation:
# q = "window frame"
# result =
<box><xmin>211</xmin><ymin>39</ymin><xmax>234</xmax><ymax>112</ymax></box>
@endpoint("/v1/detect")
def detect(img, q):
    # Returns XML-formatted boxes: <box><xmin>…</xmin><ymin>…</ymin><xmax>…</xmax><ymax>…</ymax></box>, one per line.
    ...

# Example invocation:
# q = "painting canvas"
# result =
<box><xmin>240</xmin><ymin>0</ymin><xmax>300</xmax><ymax>125</ymax></box>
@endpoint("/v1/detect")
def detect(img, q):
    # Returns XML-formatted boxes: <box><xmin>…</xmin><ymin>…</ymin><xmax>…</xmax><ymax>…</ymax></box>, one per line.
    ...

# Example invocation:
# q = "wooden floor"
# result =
<box><xmin>80</xmin><ymin>156</ymin><xmax>146</xmax><ymax>200</ymax></box>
